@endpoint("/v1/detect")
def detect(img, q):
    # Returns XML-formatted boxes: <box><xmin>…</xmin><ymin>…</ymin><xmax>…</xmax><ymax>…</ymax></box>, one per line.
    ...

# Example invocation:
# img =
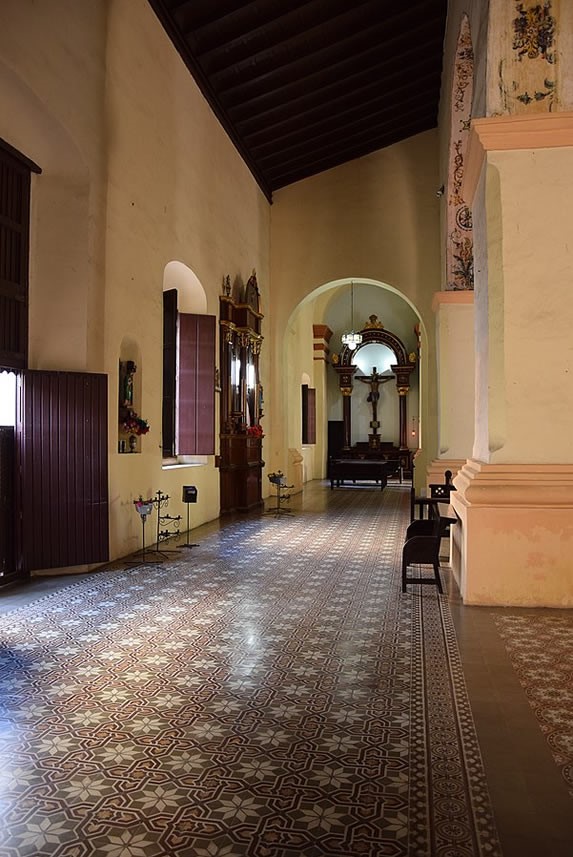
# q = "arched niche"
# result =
<box><xmin>333</xmin><ymin>316</ymin><xmax>416</xmax><ymax>455</ymax></box>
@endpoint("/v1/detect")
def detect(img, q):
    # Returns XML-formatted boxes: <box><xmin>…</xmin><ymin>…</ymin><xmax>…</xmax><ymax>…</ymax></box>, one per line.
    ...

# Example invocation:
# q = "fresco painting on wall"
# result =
<box><xmin>508</xmin><ymin>1</ymin><xmax>557</xmax><ymax>111</ymax></box>
<box><xmin>446</xmin><ymin>17</ymin><xmax>474</xmax><ymax>291</ymax></box>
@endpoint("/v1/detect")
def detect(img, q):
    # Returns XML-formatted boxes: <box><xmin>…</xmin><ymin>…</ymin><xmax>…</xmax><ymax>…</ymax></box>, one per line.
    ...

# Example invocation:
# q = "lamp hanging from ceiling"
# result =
<box><xmin>341</xmin><ymin>281</ymin><xmax>362</xmax><ymax>351</ymax></box>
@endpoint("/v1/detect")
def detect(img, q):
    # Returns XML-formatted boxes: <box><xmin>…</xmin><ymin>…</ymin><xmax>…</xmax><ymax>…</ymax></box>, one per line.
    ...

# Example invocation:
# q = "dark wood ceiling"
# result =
<box><xmin>147</xmin><ymin>0</ymin><xmax>447</xmax><ymax>201</ymax></box>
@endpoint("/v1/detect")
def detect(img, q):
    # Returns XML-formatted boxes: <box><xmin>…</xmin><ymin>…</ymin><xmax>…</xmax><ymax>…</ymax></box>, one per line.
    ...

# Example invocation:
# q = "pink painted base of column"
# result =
<box><xmin>451</xmin><ymin>460</ymin><xmax>573</xmax><ymax>607</ymax></box>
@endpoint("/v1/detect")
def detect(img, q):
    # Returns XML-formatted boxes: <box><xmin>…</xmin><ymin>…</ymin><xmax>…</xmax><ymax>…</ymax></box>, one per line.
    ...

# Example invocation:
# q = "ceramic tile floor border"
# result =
<box><xmin>0</xmin><ymin>485</ymin><xmax>501</xmax><ymax>856</ymax></box>
<box><xmin>494</xmin><ymin>613</ymin><xmax>573</xmax><ymax>794</ymax></box>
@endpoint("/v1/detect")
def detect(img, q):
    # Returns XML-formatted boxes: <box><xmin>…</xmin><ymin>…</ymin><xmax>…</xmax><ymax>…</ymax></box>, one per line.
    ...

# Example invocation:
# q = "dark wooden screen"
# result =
<box><xmin>0</xmin><ymin>146</ymin><xmax>32</xmax><ymax>370</ymax></box>
<box><xmin>178</xmin><ymin>313</ymin><xmax>216</xmax><ymax>455</ymax></box>
<box><xmin>162</xmin><ymin>289</ymin><xmax>177</xmax><ymax>457</ymax></box>
<box><xmin>17</xmin><ymin>370</ymin><xmax>109</xmax><ymax>572</ymax></box>
<box><xmin>302</xmin><ymin>385</ymin><xmax>316</xmax><ymax>445</ymax></box>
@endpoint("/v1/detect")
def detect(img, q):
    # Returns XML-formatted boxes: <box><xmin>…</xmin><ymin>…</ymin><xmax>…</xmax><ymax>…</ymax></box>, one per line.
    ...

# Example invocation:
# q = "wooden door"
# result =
<box><xmin>17</xmin><ymin>370</ymin><xmax>109</xmax><ymax>573</ymax></box>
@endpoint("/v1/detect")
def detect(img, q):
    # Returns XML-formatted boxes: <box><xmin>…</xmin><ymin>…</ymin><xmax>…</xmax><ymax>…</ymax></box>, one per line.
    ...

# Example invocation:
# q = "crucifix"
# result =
<box><xmin>357</xmin><ymin>367</ymin><xmax>395</xmax><ymax>448</ymax></box>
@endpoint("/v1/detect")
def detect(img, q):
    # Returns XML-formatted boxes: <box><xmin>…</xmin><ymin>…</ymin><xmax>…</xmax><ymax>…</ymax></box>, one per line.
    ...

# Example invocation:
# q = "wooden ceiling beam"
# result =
<box><xmin>231</xmin><ymin>58</ymin><xmax>441</xmax><ymax>138</ymax></box>
<box><xmin>206</xmin><ymin>4</ymin><xmax>444</xmax><ymax>88</ymax></box>
<box><xmin>256</xmin><ymin>103</ymin><xmax>437</xmax><ymax>171</ymax></box>
<box><xmin>247</xmin><ymin>85</ymin><xmax>440</xmax><ymax>163</ymax></box>
<box><xmin>268</xmin><ymin>116</ymin><xmax>437</xmax><ymax>189</ymax></box>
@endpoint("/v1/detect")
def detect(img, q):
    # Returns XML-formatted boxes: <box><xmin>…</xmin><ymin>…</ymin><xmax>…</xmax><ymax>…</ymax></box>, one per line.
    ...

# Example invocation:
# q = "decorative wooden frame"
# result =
<box><xmin>334</xmin><ymin>321</ymin><xmax>416</xmax><ymax>451</ymax></box>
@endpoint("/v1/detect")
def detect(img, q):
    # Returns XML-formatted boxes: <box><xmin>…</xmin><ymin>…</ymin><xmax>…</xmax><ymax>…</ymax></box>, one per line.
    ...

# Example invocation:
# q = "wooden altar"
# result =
<box><xmin>218</xmin><ymin>273</ymin><xmax>265</xmax><ymax>513</ymax></box>
<box><xmin>330</xmin><ymin>317</ymin><xmax>417</xmax><ymax>479</ymax></box>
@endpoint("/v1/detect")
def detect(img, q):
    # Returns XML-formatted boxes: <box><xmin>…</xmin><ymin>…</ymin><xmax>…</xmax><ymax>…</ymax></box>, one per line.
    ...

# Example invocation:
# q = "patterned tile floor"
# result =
<box><xmin>0</xmin><ymin>482</ymin><xmax>572</xmax><ymax>856</ymax></box>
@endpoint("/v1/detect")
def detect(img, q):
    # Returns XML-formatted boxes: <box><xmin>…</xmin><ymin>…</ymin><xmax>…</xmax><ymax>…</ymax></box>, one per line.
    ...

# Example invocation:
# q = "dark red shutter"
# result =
<box><xmin>17</xmin><ymin>370</ymin><xmax>109</xmax><ymax>572</ymax></box>
<box><xmin>302</xmin><ymin>385</ymin><xmax>316</xmax><ymax>445</ymax></box>
<box><xmin>162</xmin><ymin>289</ymin><xmax>177</xmax><ymax>456</ymax></box>
<box><xmin>0</xmin><ymin>147</ymin><xmax>31</xmax><ymax>370</ymax></box>
<box><xmin>178</xmin><ymin>313</ymin><xmax>216</xmax><ymax>455</ymax></box>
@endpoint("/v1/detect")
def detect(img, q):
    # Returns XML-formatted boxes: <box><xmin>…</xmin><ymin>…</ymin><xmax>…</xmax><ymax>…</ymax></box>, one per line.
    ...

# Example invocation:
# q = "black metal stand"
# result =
<box><xmin>125</xmin><ymin>500</ymin><xmax>164</xmax><ymax>567</ymax></box>
<box><xmin>179</xmin><ymin>501</ymin><xmax>199</xmax><ymax>548</ymax></box>
<box><xmin>154</xmin><ymin>489</ymin><xmax>181</xmax><ymax>554</ymax></box>
<box><xmin>264</xmin><ymin>471</ymin><xmax>294</xmax><ymax>517</ymax></box>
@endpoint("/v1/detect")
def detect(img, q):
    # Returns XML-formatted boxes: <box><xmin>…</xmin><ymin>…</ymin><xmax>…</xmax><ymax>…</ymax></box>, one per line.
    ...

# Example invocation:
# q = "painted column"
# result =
<box><xmin>334</xmin><ymin>366</ymin><xmax>357</xmax><ymax>450</ymax></box>
<box><xmin>452</xmin><ymin>113</ymin><xmax>573</xmax><ymax>606</ymax></box>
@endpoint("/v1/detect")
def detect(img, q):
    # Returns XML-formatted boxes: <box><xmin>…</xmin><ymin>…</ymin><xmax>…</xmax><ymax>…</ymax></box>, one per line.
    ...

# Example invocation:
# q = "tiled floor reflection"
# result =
<box><xmin>0</xmin><ymin>482</ymin><xmax>571</xmax><ymax>856</ymax></box>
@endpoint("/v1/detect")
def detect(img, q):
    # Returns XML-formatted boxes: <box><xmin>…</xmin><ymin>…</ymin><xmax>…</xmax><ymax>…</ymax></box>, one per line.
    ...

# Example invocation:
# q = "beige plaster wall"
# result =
<box><xmin>0</xmin><ymin>0</ymin><xmax>109</xmax><ymax>372</ymax></box>
<box><xmin>481</xmin><ymin>146</ymin><xmax>573</xmax><ymax>463</ymax></box>
<box><xmin>433</xmin><ymin>294</ymin><xmax>475</xmax><ymax>460</ymax></box>
<box><xmin>270</xmin><ymin>132</ymin><xmax>441</xmax><ymax>481</ymax></box>
<box><xmin>283</xmin><ymin>300</ymin><xmax>317</xmax><ymax>484</ymax></box>
<box><xmin>103</xmin><ymin>0</ymin><xmax>270</xmax><ymax>557</ymax></box>
<box><xmin>1</xmin><ymin>0</ymin><xmax>271</xmax><ymax>565</ymax></box>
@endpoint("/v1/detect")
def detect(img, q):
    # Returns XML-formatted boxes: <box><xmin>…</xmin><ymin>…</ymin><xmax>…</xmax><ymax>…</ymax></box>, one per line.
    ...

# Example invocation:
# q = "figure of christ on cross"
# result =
<box><xmin>357</xmin><ymin>367</ymin><xmax>395</xmax><ymax>443</ymax></box>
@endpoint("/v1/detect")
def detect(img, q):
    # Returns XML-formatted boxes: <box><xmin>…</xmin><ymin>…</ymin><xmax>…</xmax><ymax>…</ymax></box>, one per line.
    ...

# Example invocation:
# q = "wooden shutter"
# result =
<box><xmin>17</xmin><ymin>370</ymin><xmax>109</xmax><ymax>572</ymax></box>
<box><xmin>162</xmin><ymin>289</ymin><xmax>177</xmax><ymax>456</ymax></box>
<box><xmin>0</xmin><ymin>146</ymin><xmax>32</xmax><ymax>370</ymax></box>
<box><xmin>302</xmin><ymin>385</ymin><xmax>316</xmax><ymax>445</ymax></box>
<box><xmin>178</xmin><ymin>313</ymin><xmax>216</xmax><ymax>455</ymax></box>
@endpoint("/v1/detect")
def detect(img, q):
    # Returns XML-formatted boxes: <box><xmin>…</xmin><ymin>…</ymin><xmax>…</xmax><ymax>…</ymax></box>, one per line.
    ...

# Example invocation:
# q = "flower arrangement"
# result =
<box><xmin>121</xmin><ymin>412</ymin><xmax>150</xmax><ymax>436</ymax></box>
<box><xmin>133</xmin><ymin>496</ymin><xmax>154</xmax><ymax>519</ymax></box>
<box><xmin>246</xmin><ymin>424</ymin><xmax>263</xmax><ymax>438</ymax></box>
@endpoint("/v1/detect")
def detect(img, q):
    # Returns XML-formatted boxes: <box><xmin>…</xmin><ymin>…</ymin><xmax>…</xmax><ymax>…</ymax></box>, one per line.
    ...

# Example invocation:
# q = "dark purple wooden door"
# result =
<box><xmin>17</xmin><ymin>370</ymin><xmax>109</xmax><ymax>572</ymax></box>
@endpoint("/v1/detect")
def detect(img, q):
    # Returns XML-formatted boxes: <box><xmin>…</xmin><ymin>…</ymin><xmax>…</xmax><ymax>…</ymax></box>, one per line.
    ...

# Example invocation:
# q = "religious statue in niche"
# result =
<box><xmin>121</xmin><ymin>360</ymin><xmax>136</xmax><ymax>407</ymax></box>
<box><xmin>357</xmin><ymin>367</ymin><xmax>395</xmax><ymax>450</ymax></box>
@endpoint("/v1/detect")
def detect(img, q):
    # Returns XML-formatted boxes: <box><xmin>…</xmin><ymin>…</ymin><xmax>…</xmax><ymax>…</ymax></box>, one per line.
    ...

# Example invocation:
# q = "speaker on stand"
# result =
<box><xmin>179</xmin><ymin>485</ymin><xmax>199</xmax><ymax>549</ymax></box>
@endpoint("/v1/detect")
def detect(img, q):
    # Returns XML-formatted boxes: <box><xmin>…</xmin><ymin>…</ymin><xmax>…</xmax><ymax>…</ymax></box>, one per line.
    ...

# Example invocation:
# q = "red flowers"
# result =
<box><xmin>121</xmin><ymin>412</ymin><xmax>150</xmax><ymax>435</ymax></box>
<box><xmin>246</xmin><ymin>424</ymin><xmax>263</xmax><ymax>437</ymax></box>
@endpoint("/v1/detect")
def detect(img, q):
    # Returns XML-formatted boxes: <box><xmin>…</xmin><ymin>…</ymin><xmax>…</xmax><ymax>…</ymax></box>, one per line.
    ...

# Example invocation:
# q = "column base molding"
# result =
<box><xmin>426</xmin><ymin>459</ymin><xmax>466</xmax><ymax>489</ymax></box>
<box><xmin>450</xmin><ymin>460</ymin><xmax>573</xmax><ymax>607</ymax></box>
<box><xmin>455</xmin><ymin>460</ymin><xmax>573</xmax><ymax>507</ymax></box>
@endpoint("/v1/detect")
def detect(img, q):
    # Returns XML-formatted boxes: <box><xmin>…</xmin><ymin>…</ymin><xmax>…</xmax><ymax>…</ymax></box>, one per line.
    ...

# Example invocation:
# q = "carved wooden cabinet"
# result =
<box><xmin>218</xmin><ymin>274</ymin><xmax>264</xmax><ymax>513</ymax></box>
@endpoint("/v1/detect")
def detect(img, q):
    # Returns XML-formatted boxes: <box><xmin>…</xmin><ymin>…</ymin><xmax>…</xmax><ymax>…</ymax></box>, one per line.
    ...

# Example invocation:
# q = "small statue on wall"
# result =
<box><xmin>119</xmin><ymin>360</ymin><xmax>136</xmax><ymax>408</ymax></box>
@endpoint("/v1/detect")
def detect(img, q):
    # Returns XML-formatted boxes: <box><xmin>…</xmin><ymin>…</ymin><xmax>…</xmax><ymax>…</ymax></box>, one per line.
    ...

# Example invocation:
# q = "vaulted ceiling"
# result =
<box><xmin>147</xmin><ymin>0</ymin><xmax>447</xmax><ymax>201</ymax></box>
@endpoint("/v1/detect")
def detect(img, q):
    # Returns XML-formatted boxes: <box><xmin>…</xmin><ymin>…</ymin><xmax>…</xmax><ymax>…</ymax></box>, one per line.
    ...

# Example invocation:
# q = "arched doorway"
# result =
<box><xmin>282</xmin><ymin>279</ymin><xmax>424</xmax><ymax>486</ymax></box>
